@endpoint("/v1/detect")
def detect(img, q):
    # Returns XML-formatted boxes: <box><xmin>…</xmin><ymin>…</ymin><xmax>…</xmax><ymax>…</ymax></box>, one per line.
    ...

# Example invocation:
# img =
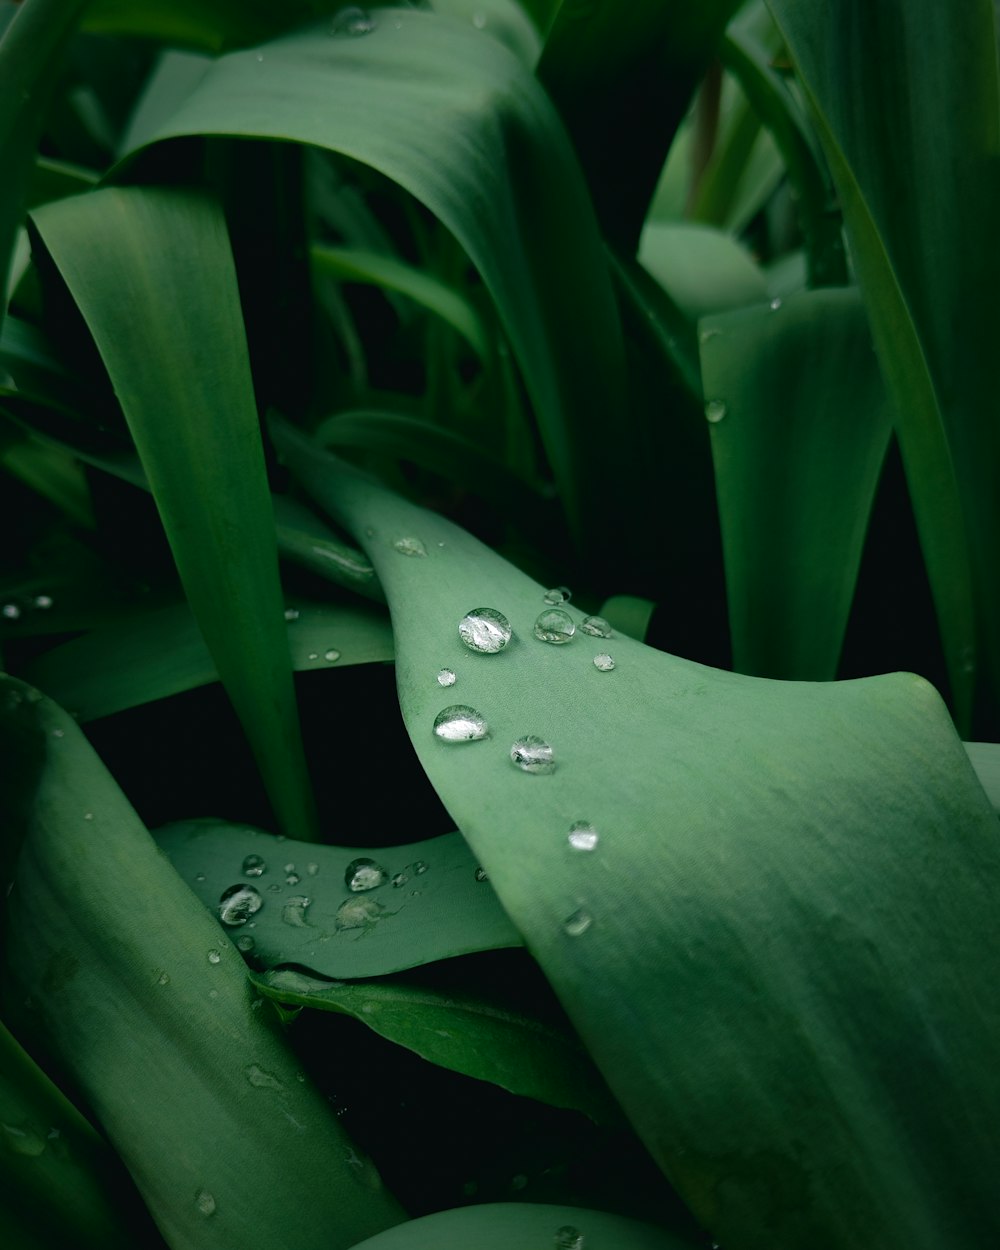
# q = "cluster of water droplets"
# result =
<box><xmin>2</xmin><ymin>593</ymin><xmax>54</xmax><ymax>623</ymax></box>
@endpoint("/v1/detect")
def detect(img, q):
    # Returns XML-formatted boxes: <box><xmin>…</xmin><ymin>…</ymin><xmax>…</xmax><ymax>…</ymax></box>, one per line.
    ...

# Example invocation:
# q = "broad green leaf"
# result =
<box><xmin>277</xmin><ymin>421</ymin><xmax>1000</xmax><ymax>1250</ymax></box>
<box><xmin>31</xmin><ymin>186</ymin><xmax>317</xmax><ymax>837</ymax></box>
<box><xmin>348</xmin><ymin>1201</ymin><xmax>691</xmax><ymax>1250</ymax></box>
<box><xmin>128</xmin><ymin>10</ymin><xmax>631</xmax><ymax>566</ymax></box>
<box><xmin>639</xmin><ymin>223</ymin><xmax>767</xmax><ymax>325</ymax></box>
<box><xmin>0</xmin><ymin>677</ymin><xmax>405</xmax><ymax>1249</ymax></box>
<box><xmin>699</xmin><ymin>288</ymin><xmax>893</xmax><ymax>680</ymax></box>
<box><xmin>22</xmin><ymin>597</ymin><xmax>393</xmax><ymax>722</ymax></box>
<box><xmin>766</xmin><ymin>0</ymin><xmax>1000</xmax><ymax>731</ymax></box>
<box><xmin>251</xmin><ymin>966</ymin><xmax>620</xmax><ymax>1124</ymax></box>
<box><xmin>155</xmin><ymin>821</ymin><xmax>522</xmax><ymax>978</ymax></box>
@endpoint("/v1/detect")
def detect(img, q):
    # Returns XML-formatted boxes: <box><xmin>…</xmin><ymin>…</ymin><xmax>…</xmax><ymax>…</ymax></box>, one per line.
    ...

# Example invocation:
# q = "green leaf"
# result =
<box><xmin>251</xmin><ymin>965</ymin><xmax>620</xmax><ymax>1125</ymax></box>
<box><xmin>127</xmin><ymin>10</ymin><xmax>632</xmax><ymax>568</ymax></box>
<box><xmin>21</xmin><ymin>597</ymin><xmax>393</xmax><ymax>722</ymax></box>
<box><xmin>155</xmin><ymin>820</ymin><xmax>522</xmax><ymax>978</ymax></box>
<box><xmin>639</xmin><ymin>222</ymin><xmax>768</xmax><ymax>325</ymax></box>
<box><xmin>276</xmin><ymin>421</ymin><xmax>1000</xmax><ymax>1249</ymax></box>
<box><xmin>766</xmin><ymin>0</ymin><xmax>1000</xmax><ymax>731</ymax></box>
<box><xmin>349</xmin><ymin>1202</ymin><xmax>691</xmax><ymax>1250</ymax></box>
<box><xmin>963</xmin><ymin>742</ymin><xmax>1000</xmax><ymax>815</ymax></box>
<box><xmin>699</xmin><ymin>288</ymin><xmax>893</xmax><ymax>679</ymax></box>
<box><xmin>31</xmin><ymin>186</ymin><xmax>317</xmax><ymax>838</ymax></box>
<box><xmin>0</xmin><ymin>677</ymin><xmax>405</xmax><ymax>1248</ymax></box>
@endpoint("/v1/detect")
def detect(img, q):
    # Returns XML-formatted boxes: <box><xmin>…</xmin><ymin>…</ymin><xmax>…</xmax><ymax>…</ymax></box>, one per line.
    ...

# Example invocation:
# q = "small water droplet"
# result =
<box><xmin>534</xmin><ymin>609</ymin><xmax>575</xmax><ymax>644</ymax></box>
<box><xmin>282</xmin><ymin>895</ymin><xmax>312</xmax><ymax>927</ymax></box>
<box><xmin>391</xmin><ymin>871</ymin><xmax>409</xmax><ymax>888</ymax></box>
<box><xmin>267</xmin><ymin>883</ymin><xmax>281</xmax><ymax>893</ymax></box>
<box><xmin>324</xmin><ymin>648</ymin><xmax>341</xmax><ymax>663</ymax></box>
<box><xmin>208</xmin><ymin>988</ymin><xmax>219</xmax><ymax>1000</ymax></box>
<box><xmin>345</xmin><ymin>857</ymin><xmax>388</xmax><ymax>892</ymax></box>
<box><xmin>2</xmin><ymin>603</ymin><xmax>21</xmax><ymax>620</ymax></box>
<box><xmin>580</xmin><ymin>615</ymin><xmax>612</xmax><ymax>638</ymax></box>
<box><xmin>593</xmin><ymin>652</ymin><xmax>615</xmax><ymax>671</ymax></box>
<box><xmin>510</xmin><ymin>735</ymin><xmax>555</xmax><ymax>774</ymax></box>
<box><xmin>543</xmin><ymin>586</ymin><xmax>571</xmax><ymax>605</ymax></box>
<box><xmin>436</xmin><ymin>668</ymin><xmax>456</xmax><ymax>687</ymax></box>
<box><xmin>284</xmin><ymin>607</ymin><xmax>300</xmax><ymax>621</ymax></box>
<box><xmin>284</xmin><ymin>863</ymin><xmax>296</xmax><ymax>873</ymax></box>
<box><xmin>433</xmin><ymin>704</ymin><xmax>489</xmax><ymax>741</ymax></box>
<box><xmin>393</xmin><ymin>536</ymin><xmax>427</xmax><ymax>557</ymax></box>
<box><xmin>568</xmin><ymin>821</ymin><xmax>599</xmax><ymax>851</ymax></box>
<box><xmin>236</xmin><ymin>934</ymin><xmax>255</xmax><ymax>952</ymax></box>
<box><xmin>157</xmin><ymin>971</ymin><xmax>170</xmax><ymax>985</ymax></box>
<box><xmin>307</xmin><ymin>862</ymin><xmax>319</xmax><ymax>876</ymax></box>
<box><xmin>245</xmin><ymin>1063</ymin><xmax>284</xmax><ymax>1091</ymax></box>
<box><xmin>195</xmin><ymin>1189</ymin><xmax>216</xmax><ymax>1217</ymax></box>
<box><xmin>555</xmin><ymin>1226</ymin><xmax>585</xmax><ymax>1250</ymax></box>
<box><xmin>563</xmin><ymin>908</ymin><xmax>593</xmax><ymax>937</ymax></box>
<box><xmin>33</xmin><ymin>594</ymin><xmax>53</xmax><ymax>610</ymax></box>
<box><xmin>83</xmin><ymin>812</ymin><xmax>94</xmax><ymax>821</ymax></box>
<box><xmin>207</xmin><ymin>949</ymin><xmax>222</xmax><ymax>964</ymax></box>
<box><xmin>769</xmin><ymin>297</ymin><xmax>782</xmax><ymax>311</ymax></box>
<box><xmin>331</xmin><ymin>6</ymin><xmax>377</xmax><ymax>36</ymax></box>
<box><xmin>472</xmin><ymin>10</ymin><xmax>487</xmax><ymax>28</ymax></box>
<box><xmin>286</xmin><ymin>872</ymin><xmax>301</xmax><ymax>886</ymax></box>
<box><xmin>414</xmin><ymin>860</ymin><xmax>429</xmax><ymax>875</ymax></box>
<box><xmin>51</xmin><ymin>728</ymin><xmax>64</xmax><ymax>739</ymax></box>
<box><xmin>474</xmin><ymin>866</ymin><xmax>489</xmax><ymax>882</ymax></box>
<box><xmin>242</xmin><ymin>854</ymin><xmax>267</xmax><ymax>877</ymax></box>
<box><xmin>700</xmin><ymin>327</ymin><xmax>722</xmax><ymax>344</ymax></box>
<box><xmin>335</xmin><ymin>896</ymin><xmax>385</xmax><ymax>932</ymax></box>
<box><xmin>458</xmin><ymin>607</ymin><xmax>512</xmax><ymax>653</ymax></box>
<box><xmin>255</xmin><ymin>52</ymin><xmax>264</xmax><ymax>62</ymax></box>
<box><xmin>307</xmin><ymin>651</ymin><xmax>319</xmax><ymax>661</ymax></box>
<box><xmin>218</xmin><ymin>883</ymin><xmax>263</xmax><ymax>927</ymax></box>
<box><xmin>705</xmin><ymin>399</ymin><xmax>727</xmax><ymax>423</ymax></box>
<box><xmin>195</xmin><ymin>873</ymin><xmax>206</xmax><ymax>883</ymax></box>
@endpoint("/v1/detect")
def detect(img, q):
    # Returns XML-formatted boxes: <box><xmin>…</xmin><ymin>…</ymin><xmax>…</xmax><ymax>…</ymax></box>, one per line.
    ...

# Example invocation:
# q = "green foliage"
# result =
<box><xmin>2</xmin><ymin>1</ymin><xmax>999</xmax><ymax>1248</ymax></box>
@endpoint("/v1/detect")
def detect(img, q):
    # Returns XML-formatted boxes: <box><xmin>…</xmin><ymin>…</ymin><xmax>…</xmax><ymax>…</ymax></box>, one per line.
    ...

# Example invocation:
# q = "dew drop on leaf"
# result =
<box><xmin>236</xmin><ymin>935</ymin><xmax>255</xmax><ymax>953</ymax></box>
<box><xmin>534</xmin><ymin>609</ymin><xmax>575</xmax><ymax>644</ymax></box>
<box><xmin>2</xmin><ymin>603</ymin><xmax>20</xmax><ymax>620</ymax></box>
<box><xmin>437</xmin><ymin>667</ymin><xmax>457</xmax><ymax>687</ymax></box>
<box><xmin>218</xmin><ymin>884</ymin><xmax>263</xmax><ymax>927</ymax></box>
<box><xmin>567</xmin><ymin>821</ymin><xmax>599</xmax><ymax>851</ymax></box>
<box><xmin>335</xmin><ymin>896</ymin><xmax>385</xmax><ymax>932</ymax></box>
<box><xmin>331</xmin><ymin>6</ymin><xmax>377</xmax><ymax>36</ymax></box>
<box><xmin>593</xmin><ymin>653</ymin><xmax>615</xmax><ymax>671</ymax></box>
<box><xmin>458</xmin><ymin>607</ymin><xmax>512</xmax><ymax>653</ymax></box>
<box><xmin>242</xmin><ymin>854</ymin><xmax>266</xmax><ymax>878</ymax></box>
<box><xmin>194</xmin><ymin>1189</ymin><xmax>216</xmax><ymax>1217</ymax></box>
<box><xmin>345</xmin><ymin>857</ymin><xmax>388</xmax><ymax>892</ymax></box>
<box><xmin>554</xmin><ymin>1226</ymin><xmax>585</xmax><ymax>1249</ymax></box>
<box><xmin>33</xmin><ymin>594</ymin><xmax>53</xmax><ymax>609</ymax></box>
<box><xmin>543</xmin><ymin>586</ymin><xmax>571</xmax><ymax>605</ymax></box>
<box><xmin>283</xmin><ymin>607</ymin><xmax>300</xmax><ymax>621</ymax></box>
<box><xmin>282</xmin><ymin>896</ymin><xmax>312</xmax><ymax>927</ymax></box>
<box><xmin>704</xmin><ymin>399</ymin><xmax>727</xmax><ymax>423</ymax></box>
<box><xmin>433</xmin><ymin>705</ymin><xmax>489</xmax><ymax>741</ymax></box>
<box><xmin>324</xmin><ymin>648</ymin><xmax>341</xmax><ymax>663</ymax></box>
<box><xmin>207</xmin><ymin>949</ymin><xmax>221</xmax><ymax>964</ymax></box>
<box><xmin>245</xmin><ymin>1064</ymin><xmax>284</xmax><ymax>1091</ymax></box>
<box><xmin>580</xmin><ymin>615</ymin><xmax>612</xmax><ymax>638</ymax></box>
<box><xmin>510</xmin><ymin>735</ymin><xmax>555</xmax><ymax>774</ymax></box>
<box><xmin>393</xmin><ymin>536</ymin><xmax>427</xmax><ymax>557</ymax></box>
<box><xmin>563</xmin><ymin>908</ymin><xmax>593</xmax><ymax>937</ymax></box>
<box><xmin>474</xmin><ymin>866</ymin><xmax>489</xmax><ymax>882</ymax></box>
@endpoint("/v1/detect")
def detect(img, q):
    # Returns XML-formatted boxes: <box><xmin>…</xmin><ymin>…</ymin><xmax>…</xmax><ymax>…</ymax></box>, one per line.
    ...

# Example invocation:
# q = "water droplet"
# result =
<box><xmin>458</xmin><ymin>607</ymin><xmax>512</xmax><ymax>653</ymax></box>
<box><xmin>436</xmin><ymin>668</ymin><xmax>456</xmax><ymax>687</ymax></box>
<box><xmin>555</xmin><ymin>1226</ymin><xmax>585</xmax><ymax>1250</ymax></box>
<box><xmin>593</xmin><ymin>652</ymin><xmax>615</xmax><ymax>671</ymax></box>
<box><xmin>563</xmin><ymin>908</ymin><xmax>593</xmax><ymax>937</ymax></box>
<box><xmin>580</xmin><ymin>615</ymin><xmax>612</xmax><ymax>638</ymax></box>
<box><xmin>2</xmin><ymin>1122</ymin><xmax>46</xmax><ymax>1157</ymax></box>
<box><xmin>51</xmin><ymin>729</ymin><xmax>64</xmax><ymax>739</ymax></box>
<box><xmin>335</xmin><ymin>896</ymin><xmax>385</xmax><ymax>932</ymax></box>
<box><xmin>705</xmin><ymin>399</ymin><xmax>727</xmax><ymax>423</ymax></box>
<box><xmin>414</xmin><ymin>860</ymin><xmax>429</xmax><ymax>875</ymax></box>
<box><xmin>236</xmin><ymin>934</ymin><xmax>255</xmax><ymax>952</ymax></box>
<box><xmin>472</xmin><ymin>10</ymin><xmax>487</xmax><ymax>27</ymax></box>
<box><xmin>324</xmin><ymin>648</ymin><xmax>341</xmax><ymax>663</ymax></box>
<box><xmin>393</xmin><ymin>536</ymin><xmax>427</xmax><ymax>557</ymax></box>
<box><xmin>83</xmin><ymin>812</ymin><xmax>94</xmax><ymax>821</ymax></box>
<box><xmin>474</xmin><ymin>866</ymin><xmax>489</xmax><ymax>882</ymax></box>
<box><xmin>195</xmin><ymin>1189</ymin><xmax>216</xmax><ymax>1217</ymax></box>
<box><xmin>543</xmin><ymin>586</ymin><xmax>571</xmax><ymax>605</ymax></box>
<box><xmin>208</xmin><ymin>989</ymin><xmax>219</xmax><ymax>999</ymax></box>
<box><xmin>345</xmin><ymin>857</ymin><xmax>388</xmax><ymax>892</ymax></box>
<box><xmin>286</xmin><ymin>872</ymin><xmax>301</xmax><ymax>885</ymax></box>
<box><xmin>2</xmin><ymin>603</ymin><xmax>20</xmax><ymax>620</ymax></box>
<box><xmin>195</xmin><ymin>873</ymin><xmax>206</xmax><ymax>883</ymax></box>
<box><xmin>769</xmin><ymin>297</ymin><xmax>782</xmax><ymax>311</ymax></box>
<box><xmin>218</xmin><ymin>883</ymin><xmax>263</xmax><ymax>927</ymax></box>
<box><xmin>331</xmin><ymin>6</ymin><xmax>377</xmax><ymax>36</ymax></box>
<box><xmin>306</xmin><ymin>862</ymin><xmax>319</xmax><ymax>876</ymax></box>
<box><xmin>510</xmin><ymin>735</ymin><xmax>555</xmax><ymax>774</ymax></box>
<box><xmin>282</xmin><ymin>895</ymin><xmax>312</xmax><ymax>927</ymax></box>
<box><xmin>33</xmin><ymin>594</ymin><xmax>53</xmax><ymax>610</ymax></box>
<box><xmin>534</xmin><ymin>609</ymin><xmax>575</xmax><ymax>644</ymax></box>
<box><xmin>255</xmin><ymin>52</ymin><xmax>264</xmax><ymax>62</ymax></box>
<box><xmin>157</xmin><ymin>971</ymin><xmax>170</xmax><ymax>986</ymax></box>
<box><xmin>284</xmin><ymin>607</ymin><xmax>300</xmax><ymax>621</ymax></box>
<box><xmin>307</xmin><ymin>651</ymin><xmax>319</xmax><ymax>661</ymax></box>
<box><xmin>242</xmin><ymin>854</ymin><xmax>267</xmax><ymax>877</ymax></box>
<box><xmin>391</xmin><ymin>871</ymin><xmax>409</xmax><ymax>888</ymax></box>
<box><xmin>700</xmin><ymin>327</ymin><xmax>721</xmax><ymax>344</ymax></box>
<box><xmin>284</xmin><ymin>863</ymin><xmax>296</xmax><ymax>874</ymax></box>
<box><xmin>433</xmin><ymin>704</ymin><xmax>489</xmax><ymax>742</ymax></box>
<box><xmin>207</xmin><ymin>949</ymin><xmax>222</xmax><ymax>964</ymax></box>
<box><xmin>245</xmin><ymin>1064</ymin><xmax>284</xmax><ymax>1091</ymax></box>
<box><xmin>568</xmin><ymin>821</ymin><xmax>599</xmax><ymax>851</ymax></box>
<box><xmin>267</xmin><ymin>883</ymin><xmax>281</xmax><ymax>893</ymax></box>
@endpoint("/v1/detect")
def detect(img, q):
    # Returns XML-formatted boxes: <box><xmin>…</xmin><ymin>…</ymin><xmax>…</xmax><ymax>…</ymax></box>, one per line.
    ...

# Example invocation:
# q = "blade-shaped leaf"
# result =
<box><xmin>699</xmin><ymin>288</ymin><xmax>893</xmax><ymax>679</ymax></box>
<box><xmin>31</xmin><ymin>186</ymin><xmax>317</xmax><ymax>837</ymax></box>
<box><xmin>0</xmin><ymin>677</ymin><xmax>405</xmax><ymax>1248</ymax></box>
<box><xmin>276</xmin><ymin>420</ymin><xmax>1000</xmax><ymax>1250</ymax></box>
<box><xmin>639</xmin><ymin>222</ymin><xmax>768</xmax><ymax>325</ymax></box>
<box><xmin>155</xmin><ymin>821</ymin><xmax>522</xmax><ymax>978</ymax></box>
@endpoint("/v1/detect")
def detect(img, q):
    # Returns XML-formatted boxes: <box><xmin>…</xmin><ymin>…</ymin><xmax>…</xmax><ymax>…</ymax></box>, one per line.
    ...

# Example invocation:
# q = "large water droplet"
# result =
<box><xmin>433</xmin><ymin>704</ymin><xmax>489</xmax><ymax>741</ymax></box>
<box><xmin>458</xmin><ymin>607</ymin><xmax>511</xmax><ymax>653</ymax></box>
<box><xmin>705</xmin><ymin>399</ymin><xmax>727</xmax><ymax>423</ymax></box>
<box><xmin>324</xmin><ymin>648</ymin><xmax>341</xmax><ymax>663</ymax></box>
<box><xmin>555</xmin><ymin>1226</ymin><xmax>585</xmax><ymax>1249</ymax></box>
<box><xmin>568</xmin><ymin>821</ymin><xmax>599</xmax><ymax>851</ymax></box>
<box><xmin>218</xmin><ymin>884</ymin><xmax>263</xmax><ymax>927</ymax></box>
<box><xmin>580</xmin><ymin>615</ymin><xmax>612</xmax><ymax>638</ymax></box>
<box><xmin>593</xmin><ymin>652</ymin><xmax>615</xmax><ymax>671</ymax></box>
<box><xmin>245</xmin><ymin>1064</ymin><xmax>284</xmax><ymax>1091</ymax></box>
<box><xmin>436</xmin><ymin>668</ymin><xmax>456</xmax><ymax>687</ymax></box>
<box><xmin>510</xmin><ymin>735</ymin><xmax>555</xmax><ymax>774</ymax></box>
<box><xmin>393</xmin><ymin>536</ymin><xmax>426</xmax><ymax>557</ymax></box>
<box><xmin>335</xmin><ymin>896</ymin><xmax>385</xmax><ymax>932</ymax></box>
<box><xmin>242</xmin><ymin>854</ymin><xmax>267</xmax><ymax>877</ymax></box>
<box><xmin>563</xmin><ymin>908</ymin><xmax>593</xmax><ymax>937</ymax></box>
<box><xmin>195</xmin><ymin>1189</ymin><xmax>216</xmax><ymax>1217</ymax></box>
<box><xmin>331</xmin><ymin>6</ymin><xmax>377</xmax><ymax>36</ymax></box>
<box><xmin>282</xmin><ymin>896</ymin><xmax>312</xmax><ymax>927</ymax></box>
<box><xmin>543</xmin><ymin>586</ymin><xmax>571</xmax><ymax>605</ymax></box>
<box><xmin>345</xmin><ymin>857</ymin><xmax>388</xmax><ymax>892</ymax></box>
<box><xmin>534</xmin><ymin>609</ymin><xmax>575</xmax><ymax>644</ymax></box>
<box><xmin>2</xmin><ymin>603</ymin><xmax>21</xmax><ymax>620</ymax></box>
<box><xmin>207</xmin><ymin>949</ymin><xmax>222</xmax><ymax>964</ymax></box>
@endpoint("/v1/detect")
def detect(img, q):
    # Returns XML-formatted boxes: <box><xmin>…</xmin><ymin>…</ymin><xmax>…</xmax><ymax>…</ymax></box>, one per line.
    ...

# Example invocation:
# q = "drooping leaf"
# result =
<box><xmin>699</xmin><ymin>288</ymin><xmax>893</xmax><ymax>680</ymax></box>
<box><xmin>31</xmin><ymin>186</ymin><xmax>317</xmax><ymax>837</ymax></box>
<box><xmin>0</xmin><ymin>677</ymin><xmax>405</xmax><ymax>1249</ymax></box>
<box><xmin>277</xmin><ymin>420</ymin><xmax>1000</xmax><ymax>1250</ymax></box>
<box><xmin>155</xmin><ymin>820</ymin><xmax>522</xmax><ymax>978</ymax></box>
